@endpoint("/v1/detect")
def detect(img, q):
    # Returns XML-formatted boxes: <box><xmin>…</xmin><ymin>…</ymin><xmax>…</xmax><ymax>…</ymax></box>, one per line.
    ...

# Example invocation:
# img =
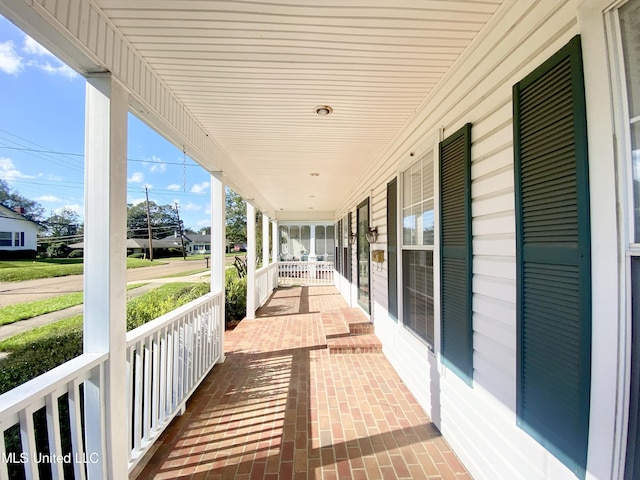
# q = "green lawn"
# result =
<box><xmin>0</xmin><ymin>282</ymin><xmax>209</xmax><ymax>353</ymax></box>
<box><xmin>0</xmin><ymin>283</ymin><xmax>146</xmax><ymax>326</ymax></box>
<box><xmin>0</xmin><ymin>257</ymin><xmax>163</xmax><ymax>282</ymax></box>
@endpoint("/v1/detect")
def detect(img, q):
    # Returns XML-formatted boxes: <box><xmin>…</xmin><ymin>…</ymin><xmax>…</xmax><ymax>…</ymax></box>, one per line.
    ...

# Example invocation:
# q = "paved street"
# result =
<box><xmin>0</xmin><ymin>259</ymin><xmax>211</xmax><ymax>308</ymax></box>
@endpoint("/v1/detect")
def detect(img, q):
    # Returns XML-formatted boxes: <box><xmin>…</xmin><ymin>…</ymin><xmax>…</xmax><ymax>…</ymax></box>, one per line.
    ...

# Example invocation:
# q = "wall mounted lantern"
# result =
<box><xmin>366</xmin><ymin>226</ymin><xmax>378</xmax><ymax>243</ymax></box>
<box><xmin>349</xmin><ymin>231</ymin><xmax>357</xmax><ymax>245</ymax></box>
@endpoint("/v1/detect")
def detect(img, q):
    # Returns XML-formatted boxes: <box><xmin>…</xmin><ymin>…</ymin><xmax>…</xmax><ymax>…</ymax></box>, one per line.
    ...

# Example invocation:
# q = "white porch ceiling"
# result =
<box><xmin>97</xmin><ymin>1</ymin><xmax>503</xmax><ymax>215</ymax></box>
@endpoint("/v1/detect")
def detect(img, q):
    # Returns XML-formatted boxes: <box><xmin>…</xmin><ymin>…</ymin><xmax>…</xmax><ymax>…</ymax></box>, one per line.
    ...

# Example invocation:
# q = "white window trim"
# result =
<box><xmin>396</xmin><ymin>136</ymin><xmax>440</xmax><ymax>351</ymax></box>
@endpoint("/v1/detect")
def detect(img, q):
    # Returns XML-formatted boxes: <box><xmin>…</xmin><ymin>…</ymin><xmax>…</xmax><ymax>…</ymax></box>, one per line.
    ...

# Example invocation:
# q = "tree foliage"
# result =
<box><xmin>226</xmin><ymin>188</ymin><xmax>246</xmax><ymax>245</ymax></box>
<box><xmin>127</xmin><ymin>201</ymin><xmax>179</xmax><ymax>239</ymax></box>
<box><xmin>0</xmin><ymin>180</ymin><xmax>45</xmax><ymax>222</ymax></box>
<box><xmin>43</xmin><ymin>207</ymin><xmax>81</xmax><ymax>238</ymax></box>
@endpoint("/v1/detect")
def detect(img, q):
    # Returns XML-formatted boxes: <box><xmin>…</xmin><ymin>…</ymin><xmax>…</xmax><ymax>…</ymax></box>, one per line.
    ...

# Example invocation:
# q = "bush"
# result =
<box><xmin>46</xmin><ymin>242</ymin><xmax>71</xmax><ymax>259</ymax></box>
<box><xmin>225</xmin><ymin>269</ymin><xmax>247</xmax><ymax>325</ymax></box>
<box><xmin>67</xmin><ymin>249</ymin><xmax>83</xmax><ymax>258</ymax></box>
<box><xmin>128</xmin><ymin>252</ymin><xmax>145</xmax><ymax>259</ymax></box>
<box><xmin>0</xmin><ymin>328</ymin><xmax>83</xmax><ymax>395</ymax></box>
<box><xmin>126</xmin><ymin>282</ymin><xmax>210</xmax><ymax>330</ymax></box>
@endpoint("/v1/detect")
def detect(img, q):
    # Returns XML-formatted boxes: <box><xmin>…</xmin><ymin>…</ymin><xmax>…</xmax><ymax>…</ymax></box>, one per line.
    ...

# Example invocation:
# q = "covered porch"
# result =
<box><xmin>132</xmin><ymin>285</ymin><xmax>470</xmax><ymax>480</ymax></box>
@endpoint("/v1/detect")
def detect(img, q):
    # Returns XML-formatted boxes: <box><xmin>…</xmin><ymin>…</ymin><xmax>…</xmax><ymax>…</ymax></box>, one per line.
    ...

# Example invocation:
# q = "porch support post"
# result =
<box><xmin>211</xmin><ymin>173</ymin><xmax>226</xmax><ymax>363</ymax></box>
<box><xmin>246</xmin><ymin>203</ymin><xmax>256</xmax><ymax>319</ymax></box>
<box><xmin>309</xmin><ymin>224</ymin><xmax>317</xmax><ymax>260</ymax></box>
<box><xmin>83</xmin><ymin>74</ymin><xmax>128</xmax><ymax>479</ymax></box>
<box><xmin>262</xmin><ymin>213</ymin><xmax>269</xmax><ymax>268</ymax></box>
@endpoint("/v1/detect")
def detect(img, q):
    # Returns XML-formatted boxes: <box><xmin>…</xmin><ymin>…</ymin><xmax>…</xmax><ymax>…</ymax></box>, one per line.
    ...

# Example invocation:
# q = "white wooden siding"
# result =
<box><xmin>334</xmin><ymin>1</ymin><xmax>599</xmax><ymax>479</ymax></box>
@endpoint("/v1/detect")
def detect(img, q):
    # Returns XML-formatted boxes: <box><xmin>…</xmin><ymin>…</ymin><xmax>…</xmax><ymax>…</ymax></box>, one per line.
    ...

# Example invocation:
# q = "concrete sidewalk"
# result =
<box><xmin>0</xmin><ymin>270</ymin><xmax>211</xmax><ymax>342</ymax></box>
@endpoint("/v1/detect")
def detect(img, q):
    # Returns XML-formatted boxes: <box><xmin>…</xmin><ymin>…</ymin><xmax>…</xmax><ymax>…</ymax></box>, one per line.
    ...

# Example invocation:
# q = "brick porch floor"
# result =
<box><xmin>132</xmin><ymin>286</ymin><xmax>472</xmax><ymax>480</ymax></box>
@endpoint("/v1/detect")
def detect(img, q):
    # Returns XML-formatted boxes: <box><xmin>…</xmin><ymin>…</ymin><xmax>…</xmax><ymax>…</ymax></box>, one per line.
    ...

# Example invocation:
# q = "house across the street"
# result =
<box><xmin>0</xmin><ymin>204</ymin><xmax>40</xmax><ymax>258</ymax></box>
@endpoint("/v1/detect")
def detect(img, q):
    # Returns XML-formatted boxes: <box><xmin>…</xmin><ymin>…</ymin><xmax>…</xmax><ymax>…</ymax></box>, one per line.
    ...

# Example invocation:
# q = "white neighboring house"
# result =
<box><xmin>162</xmin><ymin>234</ymin><xmax>211</xmax><ymax>255</ymax></box>
<box><xmin>0</xmin><ymin>204</ymin><xmax>40</xmax><ymax>255</ymax></box>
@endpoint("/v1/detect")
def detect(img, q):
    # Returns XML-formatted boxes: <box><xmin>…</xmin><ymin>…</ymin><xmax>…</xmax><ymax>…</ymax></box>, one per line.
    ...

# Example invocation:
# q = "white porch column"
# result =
<box><xmin>262</xmin><ymin>213</ymin><xmax>269</xmax><ymax>268</ymax></box>
<box><xmin>309</xmin><ymin>224</ymin><xmax>317</xmax><ymax>260</ymax></box>
<box><xmin>272</xmin><ymin>220</ymin><xmax>278</xmax><ymax>262</ymax></box>
<box><xmin>246</xmin><ymin>203</ymin><xmax>256</xmax><ymax>319</ymax></box>
<box><xmin>211</xmin><ymin>173</ymin><xmax>226</xmax><ymax>363</ymax></box>
<box><xmin>83</xmin><ymin>74</ymin><xmax>128</xmax><ymax>479</ymax></box>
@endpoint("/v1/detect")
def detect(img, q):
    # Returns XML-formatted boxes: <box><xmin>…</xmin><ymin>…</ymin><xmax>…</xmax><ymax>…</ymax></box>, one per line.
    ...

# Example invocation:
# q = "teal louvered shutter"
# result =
<box><xmin>439</xmin><ymin>123</ymin><xmax>473</xmax><ymax>384</ymax></box>
<box><xmin>387</xmin><ymin>178</ymin><xmax>398</xmax><ymax>321</ymax></box>
<box><xmin>513</xmin><ymin>36</ymin><xmax>591</xmax><ymax>479</ymax></box>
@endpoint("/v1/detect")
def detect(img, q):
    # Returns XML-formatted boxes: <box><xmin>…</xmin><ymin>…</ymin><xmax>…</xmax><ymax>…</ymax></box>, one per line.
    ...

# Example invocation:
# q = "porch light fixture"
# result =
<box><xmin>366</xmin><ymin>226</ymin><xmax>378</xmax><ymax>244</ymax></box>
<box><xmin>349</xmin><ymin>231</ymin><xmax>357</xmax><ymax>245</ymax></box>
<box><xmin>314</xmin><ymin>105</ymin><xmax>333</xmax><ymax>115</ymax></box>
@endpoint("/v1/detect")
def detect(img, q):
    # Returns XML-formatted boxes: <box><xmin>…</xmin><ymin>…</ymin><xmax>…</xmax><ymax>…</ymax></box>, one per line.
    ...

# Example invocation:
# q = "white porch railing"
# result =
<box><xmin>0</xmin><ymin>352</ymin><xmax>109</xmax><ymax>480</ymax></box>
<box><xmin>254</xmin><ymin>262</ymin><xmax>279</xmax><ymax>309</ymax></box>
<box><xmin>0</xmin><ymin>291</ymin><xmax>224</xmax><ymax>479</ymax></box>
<box><xmin>277</xmin><ymin>261</ymin><xmax>334</xmax><ymax>286</ymax></box>
<box><xmin>126</xmin><ymin>291</ymin><xmax>224</xmax><ymax>469</ymax></box>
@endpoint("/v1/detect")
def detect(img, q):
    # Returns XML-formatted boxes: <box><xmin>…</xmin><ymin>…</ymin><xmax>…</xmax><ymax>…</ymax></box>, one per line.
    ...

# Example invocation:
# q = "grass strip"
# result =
<box><xmin>0</xmin><ymin>292</ymin><xmax>84</xmax><ymax>326</ymax></box>
<box><xmin>0</xmin><ymin>258</ymin><xmax>165</xmax><ymax>282</ymax></box>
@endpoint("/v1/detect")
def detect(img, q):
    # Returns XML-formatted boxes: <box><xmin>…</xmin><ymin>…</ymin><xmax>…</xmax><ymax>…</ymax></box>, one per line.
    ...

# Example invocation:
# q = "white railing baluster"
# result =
<box><xmin>19</xmin><ymin>407</ymin><xmax>38</xmax><ymax>480</ymax></box>
<box><xmin>68</xmin><ymin>379</ymin><xmax>86</xmax><ymax>480</ymax></box>
<box><xmin>0</xmin><ymin>431</ymin><xmax>8</xmax><ymax>480</ymax></box>
<box><xmin>151</xmin><ymin>331</ymin><xmax>160</xmax><ymax>434</ymax></box>
<box><xmin>46</xmin><ymin>391</ymin><xmax>65</xmax><ymax>480</ymax></box>
<box><xmin>133</xmin><ymin>342</ymin><xmax>142</xmax><ymax>453</ymax></box>
<box><xmin>143</xmin><ymin>337</ymin><xmax>151</xmax><ymax>443</ymax></box>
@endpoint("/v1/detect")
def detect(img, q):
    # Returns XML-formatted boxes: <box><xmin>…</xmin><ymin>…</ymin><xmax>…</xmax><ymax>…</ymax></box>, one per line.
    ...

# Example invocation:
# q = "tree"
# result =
<box><xmin>198</xmin><ymin>226</ymin><xmax>211</xmax><ymax>235</ymax></box>
<box><xmin>44</xmin><ymin>207</ymin><xmax>82</xmax><ymax>238</ymax></box>
<box><xmin>0</xmin><ymin>180</ymin><xmax>45</xmax><ymax>222</ymax></box>
<box><xmin>127</xmin><ymin>201</ymin><xmax>179</xmax><ymax>239</ymax></box>
<box><xmin>225</xmin><ymin>188</ymin><xmax>246</xmax><ymax>246</ymax></box>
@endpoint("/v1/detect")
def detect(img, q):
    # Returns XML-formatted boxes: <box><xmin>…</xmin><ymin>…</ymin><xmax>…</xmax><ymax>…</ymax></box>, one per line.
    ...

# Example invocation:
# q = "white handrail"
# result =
<box><xmin>277</xmin><ymin>261</ymin><xmax>334</xmax><ymax>286</ymax></box>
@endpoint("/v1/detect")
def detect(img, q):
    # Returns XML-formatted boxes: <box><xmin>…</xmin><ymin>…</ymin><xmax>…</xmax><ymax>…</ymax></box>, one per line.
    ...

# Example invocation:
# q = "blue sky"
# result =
<box><xmin>0</xmin><ymin>16</ymin><xmax>213</xmax><ymax>232</ymax></box>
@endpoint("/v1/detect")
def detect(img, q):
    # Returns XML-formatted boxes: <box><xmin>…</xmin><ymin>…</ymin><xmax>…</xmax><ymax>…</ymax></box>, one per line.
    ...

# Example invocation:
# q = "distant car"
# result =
<box><xmin>233</xmin><ymin>243</ymin><xmax>247</xmax><ymax>252</ymax></box>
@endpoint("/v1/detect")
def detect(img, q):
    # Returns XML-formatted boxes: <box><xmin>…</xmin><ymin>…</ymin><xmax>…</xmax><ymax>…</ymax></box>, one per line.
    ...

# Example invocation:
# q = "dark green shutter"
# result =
<box><xmin>514</xmin><ymin>35</ymin><xmax>591</xmax><ymax>479</ymax></box>
<box><xmin>439</xmin><ymin>123</ymin><xmax>473</xmax><ymax>384</ymax></box>
<box><xmin>387</xmin><ymin>178</ymin><xmax>398</xmax><ymax>321</ymax></box>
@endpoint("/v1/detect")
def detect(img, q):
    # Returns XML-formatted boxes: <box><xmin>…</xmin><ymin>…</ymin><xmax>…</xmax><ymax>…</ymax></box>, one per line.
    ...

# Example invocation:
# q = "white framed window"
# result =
<box><xmin>401</xmin><ymin>151</ymin><xmax>435</xmax><ymax>346</ymax></box>
<box><xmin>0</xmin><ymin>232</ymin><xmax>11</xmax><ymax>247</ymax></box>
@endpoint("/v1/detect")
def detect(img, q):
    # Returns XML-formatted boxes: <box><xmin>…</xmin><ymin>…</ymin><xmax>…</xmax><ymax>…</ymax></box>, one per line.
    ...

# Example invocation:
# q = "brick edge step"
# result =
<box><xmin>327</xmin><ymin>333</ymin><xmax>382</xmax><ymax>354</ymax></box>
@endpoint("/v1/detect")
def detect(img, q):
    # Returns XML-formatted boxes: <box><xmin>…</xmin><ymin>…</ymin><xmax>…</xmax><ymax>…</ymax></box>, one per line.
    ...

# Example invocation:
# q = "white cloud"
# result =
<box><xmin>129</xmin><ymin>197</ymin><xmax>146</xmax><ymax>206</ymax></box>
<box><xmin>36</xmin><ymin>195</ymin><xmax>62</xmax><ymax>203</ymax></box>
<box><xmin>0</xmin><ymin>157</ymin><xmax>33</xmax><ymax>181</ymax></box>
<box><xmin>39</xmin><ymin>61</ymin><xmax>77</xmax><ymax>79</ymax></box>
<box><xmin>181</xmin><ymin>202</ymin><xmax>202</xmax><ymax>212</ymax></box>
<box><xmin>128</xmin><ymin>172</ymin><xmax>144</xmax><ymax>183</ymax></box>
<box><xmin>22</xmin><ymin>36</ymin><xmax>51</xmax><ymax>57</ymax></box>
<box><xmin>21</xmin><ymin>35</ymin><xmax>77</xmax><ymax>79</ymax></box>
<box><xmin>190</xmin><ymin>181</ymin><xmax>210</xmax><ymax>194</ymax></box>
<box><xmin>196</xmin><ymin>219</ymin><xmax>211</xmax><ymax>227</ymax></box>
<box><xmin>0</xmin><ymin>40</ymin><xmax>23</xmax><ymax>75</ymax></box>
<box><xmin>167</xmin><ymin>184</ymin><xmax>181</xmax><ymax>191</ymax></box>
<box><xmin>58</xmin><ymin>204</ymin><xmax>82</xmax><ymax>215</ymax></box>
<box><xmin>147</xmin><ymin>156</ymin><xmax>166</xmax><ymax>173</ymax></box>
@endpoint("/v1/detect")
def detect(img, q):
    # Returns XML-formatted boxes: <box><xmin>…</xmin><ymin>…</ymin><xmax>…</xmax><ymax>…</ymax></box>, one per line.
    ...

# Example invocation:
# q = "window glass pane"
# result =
<box><xmin>289</xmin><ymin>226</ymin><xmax>300</xmax><ymax>258</ymax></box>
<box><xmin>422</xmin><ymin>153</ymin><xmax>434</xmax><ymax>201</ymax></box>
<box><xmin>315</xmin><ymin>226</ymin><xmax>325</xmax><ymax>256</ymax></box>
<box><xmin>422</xmin><ymin>201</ymin><xmax>435</xmax><ymax>245</ymax></box>
<box><xmin>621</xmin><ymin>0</ymin><xmax>640</xmax><ymax>119</ymax></box>
<box><xmin>279</xmin><ymin>226</ymin><xmax>289</xmax><ymax>258</ymax></box>
<box><xmin>402</xmin><ymin>250</ymin><xmax>434</xmax><ymax>345</ymax></box>
<box><xmin>411</xmin><ymin>163</ymin><xmax>422</xmax><ymax>206</ymax></box>
<box><xmin>326</xmin><ymin>225</ymin><xmax>335</xmax><ymax>260</ymax></box>
<box><xmin>621</xmin><ymin>0</ymin><xmax>640</xmax><ymax>241</ymax></box>
<box><xmin>403</xmin><ymin>168</ymin><xmax>412</xmax><ymax>208</ymax></box>
<box><xmin>403</xmin><ymin>207</ymin><xmax>415</xmax><ymax>244</ymax></box>
<box><xmin>0</xmin><ymin>232</ymin><xmax>11</xmax><ymax>247</ymax></box>
<box><xmin>14</xmin><ymin>232</ymin><xmax>19</xmax><ymax>246</ymax></box>
<box><xmin>301</xmin><ymin>226</ymin><xmax>311</xmax><ymax>258</ymax></box>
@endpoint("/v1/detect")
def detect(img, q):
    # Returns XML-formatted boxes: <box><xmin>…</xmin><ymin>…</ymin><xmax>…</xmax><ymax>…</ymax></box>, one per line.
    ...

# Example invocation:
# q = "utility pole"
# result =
<box><xmin>175</xmin><ymin>202</ymin><xmax>187</xmax><ymax>260</ymax></box>
<box><xmin>145</xmin><ymin>186</ymin><xmax>154</xmax><ymax>261</ymax></box>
